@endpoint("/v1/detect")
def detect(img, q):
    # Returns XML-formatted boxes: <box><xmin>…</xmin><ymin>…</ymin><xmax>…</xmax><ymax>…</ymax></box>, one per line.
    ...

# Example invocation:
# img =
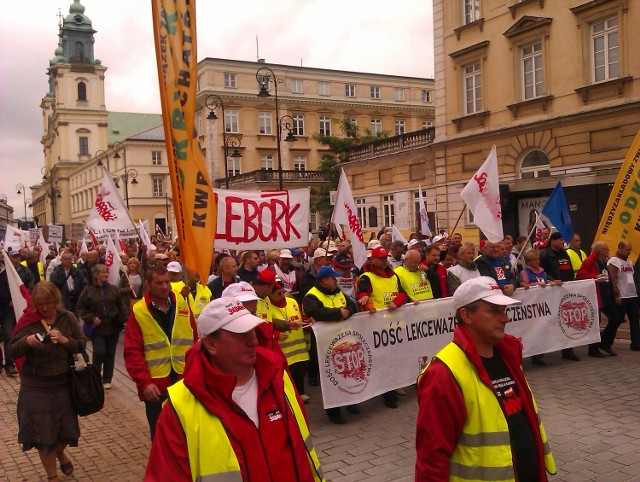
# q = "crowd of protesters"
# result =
<box><xmin>1</xmin><ymin>223</ymin><xmax>638</xmax><ymax>480</ymax></box>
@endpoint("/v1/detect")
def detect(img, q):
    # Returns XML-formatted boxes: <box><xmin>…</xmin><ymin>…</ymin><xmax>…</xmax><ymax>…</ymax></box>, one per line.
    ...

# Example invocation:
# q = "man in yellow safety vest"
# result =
<box><xmin>415</xmin><ymin>277</ymin><xmax>556</xmax><ymax>481</ymax></box>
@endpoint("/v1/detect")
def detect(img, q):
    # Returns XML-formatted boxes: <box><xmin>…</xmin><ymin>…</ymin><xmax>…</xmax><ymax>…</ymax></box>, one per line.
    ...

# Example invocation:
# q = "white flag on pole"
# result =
<box><xmin>4</xmin><ymin>225</ymin><xmax>25</xmax><ymax>252</ymax></box>
<box><xmin>37</xmin><ymin>230</ymin><xmax>49</xmax><ymax>267</ymax></box>
<box><xmin>418</xmin><ymin>185</ymin><xmax>432</xmax><ymax>237</ymax></box>
<box><xmin>138</xmin><ymin>220</ymin><xmax>154</xmax><ymax>250</ymax></box>
<box><xmin>80</xmin><ymin>239</ymin><xmax>89</xmax><ymax>254</ymax></box>
<box><xmin>331</xmin><ymin>169</ymin><xmax>367</xmax><ymax>268</ymax></box>
<box><xmin>86</xmin><ymin>170</ymin><xmax>136</xmax><ymax>237</ymax></box>
<box><xmin>391</xmin><ymin>225</ymin><xmax>407</xmax><ymax>244</ymax></box>
<box><xmin>104</xmin><ymin>236</ymin><xmax>123</xmax><ymax>287</ymax></box>
<box><xmin>460</xmin><ymin>145</ymin><xmax>504</xmax><ymax>243</ymax></box>
<box><xmin>2</xmin><ymin>250</ymin><xmax>29</xmax><ymax>321</ymax></box>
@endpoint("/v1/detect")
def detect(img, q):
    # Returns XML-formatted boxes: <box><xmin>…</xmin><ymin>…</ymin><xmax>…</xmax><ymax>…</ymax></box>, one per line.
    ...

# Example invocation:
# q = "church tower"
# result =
<box><xmin>37</xmin><ymin>0</ymin><xmax>108</xmax><ymax>228</ymax></box>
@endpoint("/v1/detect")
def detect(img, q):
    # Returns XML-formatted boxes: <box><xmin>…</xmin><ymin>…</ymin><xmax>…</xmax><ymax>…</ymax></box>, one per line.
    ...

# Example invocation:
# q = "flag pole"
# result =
<box><xmin>449</xmin><ymin>206</ymin><xmax>467</xmax><ymax>238</ymax></box>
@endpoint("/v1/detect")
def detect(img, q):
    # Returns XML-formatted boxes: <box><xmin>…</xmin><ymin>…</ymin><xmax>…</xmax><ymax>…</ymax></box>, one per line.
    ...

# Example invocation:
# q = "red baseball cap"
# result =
<box><xmin>371</xmin><ymin>246</ymin><xmax>388</xmax><ymax>258</ymax></box>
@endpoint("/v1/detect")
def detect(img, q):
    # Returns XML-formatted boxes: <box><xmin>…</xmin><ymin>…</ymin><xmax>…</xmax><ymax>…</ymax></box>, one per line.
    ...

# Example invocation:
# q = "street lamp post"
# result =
<box><xmin>255</xmin><ymin>67</ymin><xmax>297</xmax><ymax>190</ymax></box>
<box><xmin>206</xmin><ymin>94</ymin><xmax>243</xmax><ymax>189</ymax></box>
<box><xmin>16</xmin><ymin>183</ymin><xmax>28</xmax><ymax>227</ymax></box>
<box><xmin>41</xmin><ymin>167</ymin><xmax>62</xmax><ymax>225</ymax></box>
<box><xmin>96</xmin><ymin>144</ymin><xmax>137</xmax><ymax>209</ymax></box>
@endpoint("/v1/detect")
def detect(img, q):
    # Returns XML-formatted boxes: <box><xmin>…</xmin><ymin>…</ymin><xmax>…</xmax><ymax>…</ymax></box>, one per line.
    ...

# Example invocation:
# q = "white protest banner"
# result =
<box><xmin>44</xmin><ymin>224</ymin><xmax>63</xmax><ymax>243</ymax></box>
<box><xmin>313</xmin><ymin>280</ymin><xmax>598</xmax><ymax>408</ymax></box>
<box><xmin>86</xmin><ymin>170</ymin><xmax>137</xmax><ymax>239</ymax></box>
<box><xmin>213</xmin><ymin>188</ymin><xmax>310</xmax><ymax>250</ymax></box>
<box><xmin>4</xmin><ymin>225</ymin><xmax>26</xmax><ymax>252</ymax></box>
<box><xmin>29</xmin><ymin>228</ymin><xmax>40</xmax><ymax>247</ymax></box>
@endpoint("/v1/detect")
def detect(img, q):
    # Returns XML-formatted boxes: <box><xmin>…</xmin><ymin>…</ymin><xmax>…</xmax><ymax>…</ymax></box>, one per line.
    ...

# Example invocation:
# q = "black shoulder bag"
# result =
<box><xmin>69</xmin><ymin>351</ymin><xmax>105</xmax><ymax>416</ymax></box>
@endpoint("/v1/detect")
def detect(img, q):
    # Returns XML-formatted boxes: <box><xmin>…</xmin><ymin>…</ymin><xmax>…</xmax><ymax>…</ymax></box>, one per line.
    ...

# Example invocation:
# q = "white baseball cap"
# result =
<box><xmin>279</xmin><ymin>249</ymin><xmax>293</xmax><ymax>259</ymax></box>
<box><xmin>432</xmin><ymin>235</ymin><xmax>446</xmax><ymax>243</ymax></box>
<box><xmin>368</xmin><ymin>239</ymin><xmax>381</xmax><ymax>249</ymax></box>
<box><xmin>222</xmin><ymin>281</ymin><xmax>259</xmax><ymax>302</ymax></box>
<box><xmin>452</xmin><ymin>276</ymin><xmax>521</xmax><ymax>311</ymax></box>
<box><xmin>197</xmin><ymin>297</ymin><xmax>265</xmax><ymax>337</ymax></box>
<box><xmin>166</xmin><ymin>261</ymin><xmax>182</xmax><ymax>273</ymax></box>
<box><xmin>313</xmin><ymin>248</ymin><xmax>328</xmax><ymax>259</ymax></box>
<box><xmin>407</xmin><ymin>239</ymin><xmax>421</xmax><ymax>249</ymax></box>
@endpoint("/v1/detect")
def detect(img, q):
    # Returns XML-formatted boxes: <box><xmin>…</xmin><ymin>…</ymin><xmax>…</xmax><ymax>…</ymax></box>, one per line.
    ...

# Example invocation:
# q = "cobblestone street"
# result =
<box><xmin>2</xmin><ymin>336</ymin><xmax>640</xmax><ymax>481</ymax></box>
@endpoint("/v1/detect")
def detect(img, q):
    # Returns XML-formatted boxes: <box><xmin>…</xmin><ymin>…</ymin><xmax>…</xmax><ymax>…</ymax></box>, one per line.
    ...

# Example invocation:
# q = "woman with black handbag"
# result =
<box><xmin>76</xmin><ymin>264</ymin><xmax>128</xmax><ymax>390</ymax></box>
<box><xmin>9</xmin><ymin>281</ymin><xmax>87</xmax><ymax>481</ymax></box>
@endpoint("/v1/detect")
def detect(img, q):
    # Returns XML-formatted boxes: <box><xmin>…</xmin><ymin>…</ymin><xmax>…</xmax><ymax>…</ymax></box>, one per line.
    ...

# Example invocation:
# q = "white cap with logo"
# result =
<box><xmin>197</xmin><ymin>297</ymin><xmax>265</xmax><ymax>338</ymax></box>
<box><xmin>222</xmin><ymin>281</ymin><xmax>260</xmax><ymax>302</ymax></box>
<box><xmin>167</xmin><ymin>261</ymin><xmax>182</xmax><ymax>273</ymax></box>
<box><xmin>452</xmin><ymin>276</ymin><xmax>521</xmax><ymax>311</ymax></box>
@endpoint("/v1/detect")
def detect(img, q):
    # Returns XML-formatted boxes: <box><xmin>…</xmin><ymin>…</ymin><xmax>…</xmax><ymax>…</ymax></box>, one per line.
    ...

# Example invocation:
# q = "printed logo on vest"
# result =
<box><xmin>557</xmin><ymin>293</ymin><xmax>595</xmax><ymax>340</ymax></box>
<box><xmin>324</xmin><ymin>330</ymin><xmax>372</xmax><ymax>395</ymax></box>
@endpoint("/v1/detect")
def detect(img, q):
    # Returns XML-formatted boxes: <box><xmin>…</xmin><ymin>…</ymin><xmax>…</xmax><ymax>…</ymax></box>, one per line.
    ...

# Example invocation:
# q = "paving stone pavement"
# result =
<box><xmin>2</xmin><ymin>336</ymin><xmax>640</xmax><ymax>481</ymax></box>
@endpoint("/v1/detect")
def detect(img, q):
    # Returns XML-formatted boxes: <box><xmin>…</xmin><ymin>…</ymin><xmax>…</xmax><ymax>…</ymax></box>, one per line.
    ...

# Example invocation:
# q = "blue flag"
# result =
<box><xmin>542</xmin><ymin>181</ymin><xmax>574</xmax><ymax>242</ymax></box>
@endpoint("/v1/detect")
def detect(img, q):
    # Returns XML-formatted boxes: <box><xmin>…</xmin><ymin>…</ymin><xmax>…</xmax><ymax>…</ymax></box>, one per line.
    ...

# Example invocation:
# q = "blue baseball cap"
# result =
<box><xmin>317</xmin><ymin>265</ymin><xmax>342</xmax><ymax>280</ymax></box>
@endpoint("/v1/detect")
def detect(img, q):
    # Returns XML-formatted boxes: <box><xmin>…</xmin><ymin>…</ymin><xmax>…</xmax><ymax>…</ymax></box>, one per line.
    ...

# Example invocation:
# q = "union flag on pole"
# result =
<box><xmin>331</xmin><ymin>169</ymin><xmax>367</xmax><ymax>268</ymax></box>
<box><xmin>86</xmin><ymin>170</ymin><xmax>136</xmax><ymax>238</ymax></box>
<box><xmin>418</xmin><ymin>185</ymin><xmax>432</xmax><ymax>237</ymax></box>
<box><xmin>151</xmin><ymin>0</ymin><xmax>216</xmax><ymax>285</ymax></box>
<box><xmin>460</xmin><ymin>145</ymin><xmax>503</xmax><ymax>243</ymax></box>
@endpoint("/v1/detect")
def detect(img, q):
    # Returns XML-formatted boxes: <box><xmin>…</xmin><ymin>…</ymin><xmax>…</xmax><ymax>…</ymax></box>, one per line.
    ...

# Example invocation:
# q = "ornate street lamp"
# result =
<box><xmin>206</xmin><ymin>94</ymin><xmax>243</xmax><ymax>189</ymax></box>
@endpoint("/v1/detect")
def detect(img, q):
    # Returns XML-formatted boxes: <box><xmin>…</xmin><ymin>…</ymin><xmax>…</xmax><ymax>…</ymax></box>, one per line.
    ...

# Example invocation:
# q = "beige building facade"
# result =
<box><xmin>343</xmin><ymin>0</ymin><xmax>640</xmax><ymax>248</ymax></box>
<box><xmin>195</xmin><ymin>58</ymin><xmax>435</xmax><ymax>194</ymax></box>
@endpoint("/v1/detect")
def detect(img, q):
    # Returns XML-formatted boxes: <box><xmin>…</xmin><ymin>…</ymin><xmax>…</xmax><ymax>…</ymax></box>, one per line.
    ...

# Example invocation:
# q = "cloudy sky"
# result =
<box><xmin>0</xmin><ymin>0</ymin><xmax>434</xmax><ymax>220</ymax></box>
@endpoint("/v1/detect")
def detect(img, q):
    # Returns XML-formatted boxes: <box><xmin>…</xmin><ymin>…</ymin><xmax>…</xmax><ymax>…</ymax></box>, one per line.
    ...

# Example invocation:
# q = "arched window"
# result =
<box><xmin>77</xmin><ymin>81</ymin><xmax>87</xmax><ymax>101</ymax></box>
<box><xmin>75</xmin><ymin>42</ymin><xmax>84</xmax><ymax>61</ymax></box>
<box><xmin>519</xmin><ymin>149</ymin><xmax>550</xmax><ymax>179</ymax></box>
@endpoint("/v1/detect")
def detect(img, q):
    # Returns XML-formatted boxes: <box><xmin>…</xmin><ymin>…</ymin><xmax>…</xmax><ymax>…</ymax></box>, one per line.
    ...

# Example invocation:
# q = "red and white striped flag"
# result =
<box><xmin>2</xmin><ymin>250</ymin><xmax>30</xmax><ymax>322</ymax></box>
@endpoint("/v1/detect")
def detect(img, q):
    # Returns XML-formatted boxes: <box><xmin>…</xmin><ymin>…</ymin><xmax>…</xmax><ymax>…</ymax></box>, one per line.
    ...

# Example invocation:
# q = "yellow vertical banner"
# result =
<box><xmin>151</xmin><ymin>0</ymin><xmax>215</xmax><ymax>283</ymax></box>
<box><xmin>595</xmin><ymin>129</ymin><xmax>640</xmax><ymax>261</ymax></box>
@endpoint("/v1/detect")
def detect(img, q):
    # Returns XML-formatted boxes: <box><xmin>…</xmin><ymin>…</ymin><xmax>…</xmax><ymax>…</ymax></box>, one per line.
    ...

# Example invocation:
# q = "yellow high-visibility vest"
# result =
<box><xmin>305</xmin><ymin>286</ymin><xmax>347</xmax><ymax>311</ymax></box>
<box><xmin>167</xmin><ymin>370</ymin><xmax>325</xmax><ymax>482</ymax></box>
<box><xmin>269</xmin><ymin>298</ymin><xmax>309</xmax><ymax>366</ymax></box>
<box><xmin>187</xmin><ymin>283</ymin><xmax>211</xmax><ymax>320</ymax></box>
<box><xmin>360</xmin><ymin>272</ymin><xmax>399</xmax><ymax>309</ymax></box>
<box><xmin>132</xmin><ymin>297</ymin><xmax>193</xmax><ymax>378</ymax></box>
<box><xmin>394</xmin><ymin>266</ymin><xmax>433</xmax><ymax>300</ymax></box>
<box><xmin>433</xmin><ymin>342</ymin><xmax>556</xmax><ymax>481</ymax></box>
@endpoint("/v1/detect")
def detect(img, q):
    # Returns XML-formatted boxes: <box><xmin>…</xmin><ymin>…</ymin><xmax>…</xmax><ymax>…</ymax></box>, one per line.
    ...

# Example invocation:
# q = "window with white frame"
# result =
<box><xmin>421</xmin><ymin>89</ymin><xmax>432</xmax><ymax>102</ymax></box>
<box><xmin>394</xmin><ymin>120</ymin><xmax>405</xmax><ymax>136</ymax></box>
<box><xmin>227</xmin><ymin>157</ymin><xmax>241</xmax><ymax>177</ymax></box>
<box><xmin>260</xmin><ymin>154</ymin><xmax>274</xmax><ymax>170</ymax></box>
<box><xmin>291</xmin><ymin>79</ymin><xmax>303</xmax><ymax>94</ymax></box>
<box><xmin>370</xmin><ymin>86</ymin><xmax>381</xmax><ymax>99</ymax></box>
<box><xmin>293</xmin><ymin>155</ymin><xmax>307</xmax><ymax>171</ymax></box>
<box><xmin>319</xmin><ymin>115</ymin><xmax>331</xmax><ymax>136</ymax></box>
<box><xmin>394</xmin><ymin>87</ymin><xmax>405</xmax><ymax>101</ymax></box>
<box><xmin>463</xmin><ymin>0</ymin><xmax>480</xmax><ymax>25</ymax></box>
<box><xmin>292</xmin><ymin>114</ymin><xmax>305</xmax><ymax>136</ymax></box>
<box><xmin>592</xmin><ymin>16</ymin><xmax>618</xmax><ymax>83</ymax></box>
<box><xmin>355</xmin><ymin>198</ymin><xmax>368</xmax><ymax>229</ymax></box>
<box><xmin>519</xmin><ymin>149</ymin><xmax>550</xmax><ymax>179</ymax></box>
<box><xmin>383</xmin><ymin>195</ymin><xmax>395</xmax><ymax>226</ymax></box>
<box><xmin>522</xmin><ymin>41</ymin><xmax>543</xmax><ymax>99</ymax></box>
<box><xmin>370</xmin><ymin>118</ymin><xmax>382</xmax><ymax>135</ymax></box>
<box><xmin>345</xmin><ymin>84</ymin><xmax>356</xmax><ymax>97</ymax></box>
<box><xmin>152</xmin><ymin>177</ymin><xmax>165</xmax><ymax>197</ymax></box>
<box><xmin>258</xmin><ymin>112</ymin><xmax>272</xmax><ymax>135</ymax></box>
<box><xmin>152</xmin><ymin>151</ymin><xmax>162</xmax><ymax>165</ymax></box>
<box><xmin>464</xmin><ymin>62</ymin><xmax>482</xmax><ymax>115</ymax></box>
<box><xmin>79</xmin><ymin>137</ymin><xmax>89</xmax><ymax>155</ymax></box>
<box><xmin>422</xmin><ymin>120</ymin><xmax>433</xmax><ymax>129</ymax></box>
<box><xmin>224</xmin><ymin>73</ymin><xmax>237</xmax><ymax>88</ymax></box>
<box><xmin>318</xmin><ymin>81</ymin><xmax>330</xmax><ymax>96</ymax></box>
<box><xmin>224</xmin><ymin>110</ymin><xmax>239</xmax><ymax>133</ymax></box>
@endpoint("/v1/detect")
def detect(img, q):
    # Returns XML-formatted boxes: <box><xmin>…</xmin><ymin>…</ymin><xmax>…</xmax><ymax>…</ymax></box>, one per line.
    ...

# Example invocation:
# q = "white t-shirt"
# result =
<box><xmin>607</xmin><ymin>256</ymin><xmax>637</xmax><ymax>298</ymax></box>
<box><xmin>232</xmin><ymin>370</ymin><xmax>259</xmax><ymax>427</ymax></box>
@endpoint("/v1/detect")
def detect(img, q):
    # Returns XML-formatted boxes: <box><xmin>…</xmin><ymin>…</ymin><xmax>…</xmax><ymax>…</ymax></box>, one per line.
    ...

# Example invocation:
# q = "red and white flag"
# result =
<box><xmin>114</xmin><ymin>230</ymin><xmax>127</xmax><ymax>255</ymax></box>
<box><xmin>460</xmin><ymin>145</ymin><xmax>503</xmax><ymax>243</ymax></box>
<box><xmin>87</xmin><ymin>227</ymin><xmax>99</xmax><ymax>250</ymax></box>
<box><xmin>86</xmin><ymin>170</ymin><xmax>136</xmax><ymax>239</ymax></box>
<box><xmin>418</xmin><ymin>185</ymin><xmax>432</xmax><ymax>237</ymax></box>
<box><xmin>104</xmin><ymin>236</ymin><xmax>123</xmax><ymax>287</ymax></box>
<box><xmin>138</xmin><ymin>220</ymin><xmax>154</xmax><ymax>250</ymax></box>
<box><xmin>331</xmin><ymin>169</ymin><xmax>367</xmax><ymax>268</ymax></box>
<box><xmin>2</xmin><ymin>250</ymin><xmax>30</xmax><ymax>321</ymax></box>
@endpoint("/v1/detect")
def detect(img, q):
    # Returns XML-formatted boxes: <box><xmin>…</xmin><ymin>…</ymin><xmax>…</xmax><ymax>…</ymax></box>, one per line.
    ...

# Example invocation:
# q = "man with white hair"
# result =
<box><xmin>146</xmin><ymin>298</ymin><xmax>324</xmax><ymax>481</ymax></box>
<box><xmin>416</xmin><ymin>277</ymin><xmax>556</xmax><ymax>481</ymax></box>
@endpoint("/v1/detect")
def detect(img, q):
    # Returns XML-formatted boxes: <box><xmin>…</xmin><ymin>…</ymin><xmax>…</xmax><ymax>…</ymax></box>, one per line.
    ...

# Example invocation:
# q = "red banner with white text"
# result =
<box><xmin>213</xmin><ymin>189</ymin><xmax>310</xmax><ymax>250</ymax></box>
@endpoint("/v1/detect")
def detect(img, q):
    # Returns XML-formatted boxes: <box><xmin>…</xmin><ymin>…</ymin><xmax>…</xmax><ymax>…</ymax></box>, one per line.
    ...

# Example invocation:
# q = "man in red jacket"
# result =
<box><xmin>145</xmin><ymin>297</ymin><xmax>324</xmax><ymax>482</ymax></box>
<box><xmin>415</xmin><ymin>277</ymin><xmax>556</xmax><ymax>481</ymax></box>
<box><xmin>124</xmin><ymin>266</ymin><xmax>198</xmax><ymax>440</ymax></box>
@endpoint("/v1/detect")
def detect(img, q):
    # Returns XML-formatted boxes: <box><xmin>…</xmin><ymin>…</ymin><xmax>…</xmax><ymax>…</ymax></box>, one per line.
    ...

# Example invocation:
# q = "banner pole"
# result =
<box><xmin>449</xmin><ymin>206</ymin><xmax>466</xmax><ymax>237</ymax></box>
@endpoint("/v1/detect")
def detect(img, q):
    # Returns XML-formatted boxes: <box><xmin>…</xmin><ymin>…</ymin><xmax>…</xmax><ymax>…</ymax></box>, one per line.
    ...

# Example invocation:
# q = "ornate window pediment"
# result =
<box><xmin>503</xmin><ymin>16</ymin><xmax>552</xmax><ymax>39</ymax></box>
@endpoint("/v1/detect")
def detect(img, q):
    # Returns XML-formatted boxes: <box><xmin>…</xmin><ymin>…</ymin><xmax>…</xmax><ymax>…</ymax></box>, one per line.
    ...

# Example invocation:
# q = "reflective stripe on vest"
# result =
<box><xmin>270</xmin><ymin>298</ymin><xmax>309</xmax><ymax>365</ymax></box>
<box><xmin>394</xmin><ymin>266</ymin><xmax>433</xmax><ymax>300</ymax></box>
<box><xmin>360</xmin><ymin>272</ymin><xmax>399</xmax><ymax>309</ymax></box>
<box><xmin>305</xmin><ymin>287</ymin><xmax>347</xmax><ymax>312</ymax></box>
<box><xmin>133</xmin><ymin>297</ymin><xmax>193</xmax><ymax>378</ymax></box>
<box><xmin>168</xmin><ymin>372</ymin><xmax>324</xmax><ymax>482</ymax></box>
<box><xmin>435</xmin><ymin>342</ymin><xmax>556</xmax><ymax>481</ymax></box>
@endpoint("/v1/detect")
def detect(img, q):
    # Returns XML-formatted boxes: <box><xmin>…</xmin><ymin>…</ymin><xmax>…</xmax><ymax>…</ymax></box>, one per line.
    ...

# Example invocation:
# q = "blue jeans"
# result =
<box><xmin>0</xmin><ymin>305</ymin><xmax>16</xmax><ymax>367</ymax></box>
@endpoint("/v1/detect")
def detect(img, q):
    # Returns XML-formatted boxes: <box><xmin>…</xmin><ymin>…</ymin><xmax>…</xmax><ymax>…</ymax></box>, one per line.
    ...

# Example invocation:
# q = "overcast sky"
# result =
<box><xmin>0</xmin><ymin>0</ymin><xmax>434</xmax><ymax>220</ymax></box>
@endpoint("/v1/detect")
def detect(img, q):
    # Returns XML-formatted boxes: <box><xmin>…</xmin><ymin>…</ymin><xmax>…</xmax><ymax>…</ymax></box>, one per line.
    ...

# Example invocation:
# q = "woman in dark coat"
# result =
<box><xmin>76</xmin><ymin>264</ymin><xmax>127</xmax><ymax>389</ymax></box>
<box><xmin>9</xmin><ymin>281</ymin><xmax>87</xmax><ymax>481</ymax></box>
